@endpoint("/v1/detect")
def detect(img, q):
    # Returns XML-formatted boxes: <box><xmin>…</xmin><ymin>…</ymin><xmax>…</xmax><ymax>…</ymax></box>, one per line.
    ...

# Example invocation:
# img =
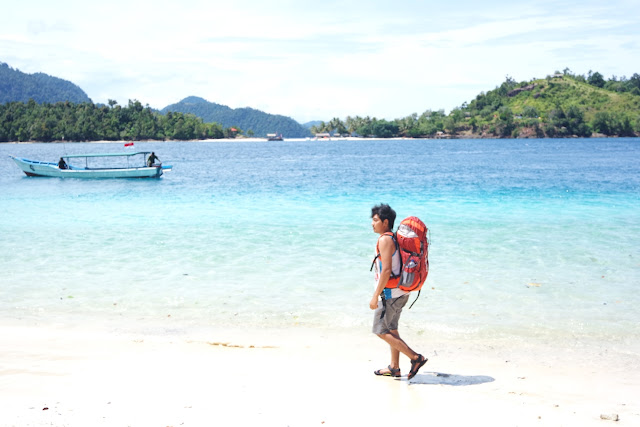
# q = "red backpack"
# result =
<box><xmin>395</xmin><ymin>216</ymin><xmax>429</xmax><ymax>308</ymax></box>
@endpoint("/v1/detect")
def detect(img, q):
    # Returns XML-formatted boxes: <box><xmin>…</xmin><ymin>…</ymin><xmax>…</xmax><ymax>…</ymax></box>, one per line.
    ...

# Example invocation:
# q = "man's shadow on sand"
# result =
<box><xmin>402</xmin><ymin>371</ymin><xmax>495</xmax><ymax>386</ymax></box>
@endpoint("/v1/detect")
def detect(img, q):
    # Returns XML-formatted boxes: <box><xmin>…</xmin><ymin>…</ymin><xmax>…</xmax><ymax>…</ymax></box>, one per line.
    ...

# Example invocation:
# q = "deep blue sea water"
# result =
<box><xmin>1</xmin><ymin>138</ymin><xmax>639</xmax><ymax>351</ymax></box>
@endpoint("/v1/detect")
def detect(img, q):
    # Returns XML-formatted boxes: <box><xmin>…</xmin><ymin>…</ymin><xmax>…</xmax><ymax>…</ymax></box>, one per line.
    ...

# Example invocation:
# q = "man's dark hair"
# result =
<box><xmin>371</xmin><ymin>203</ymin><xmax>396</xmax><ymax>230</ymax></box>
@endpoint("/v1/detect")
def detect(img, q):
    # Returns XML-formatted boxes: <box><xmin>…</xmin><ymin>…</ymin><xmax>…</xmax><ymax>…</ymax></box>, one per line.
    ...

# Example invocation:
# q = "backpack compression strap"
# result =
<box><xmin>408</xmin><ymin>291</ymin><xmax>421</xmax><ymax>309</ymax></box>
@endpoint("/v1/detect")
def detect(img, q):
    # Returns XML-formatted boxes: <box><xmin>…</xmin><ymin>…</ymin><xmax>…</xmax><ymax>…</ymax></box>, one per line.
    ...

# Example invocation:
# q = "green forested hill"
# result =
<box><xmin>0</xmin><ymin>62</ymin><xmax>91</xmax><ymax>104</ymax></box>
<box><xmin>302</xmin><ymin>120</ymin><xmax>322</xmax><ymax>129</ymax></box>
<box><xmin>311</xmin><ymin>71</ymin><xmax>640</xmax><ymax>138</ymax></box>
<box><xmin>161</xmin><ymin>96</ymin><xmax>312</xmax><ymax>138</ymax></box>
<box><xmin>459</xmin><ymin>72</ymin><xmax>640</xmax><ymax>137</ymax></box>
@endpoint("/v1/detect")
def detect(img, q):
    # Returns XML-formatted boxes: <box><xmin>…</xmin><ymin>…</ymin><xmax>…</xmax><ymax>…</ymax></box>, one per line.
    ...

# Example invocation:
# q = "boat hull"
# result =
<box><xmin>10</xmin><ymin>156</ymin><xmax>164</xmax><ymax>179</ymax></box>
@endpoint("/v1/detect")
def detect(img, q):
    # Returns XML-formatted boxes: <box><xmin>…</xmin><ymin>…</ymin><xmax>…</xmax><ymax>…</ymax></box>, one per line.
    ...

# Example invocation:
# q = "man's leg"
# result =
<box><xmin>378</xmin><ymin>330</ymin><xmax>427</xmax><ymax>379</ymax></box>
<box><xmin>377</xmin><ymin>329</ymin><xmax>419</xmax><ymax>362</ymax></box>
<box><xmin>373</xmin><ymin>296</ymin><xmax>425</xmax><ymax>376</ymax></box>
<box><xmin>389</xmin><ymin>334</ymin><xmax>400</xmax><ymax>370</ymax></box>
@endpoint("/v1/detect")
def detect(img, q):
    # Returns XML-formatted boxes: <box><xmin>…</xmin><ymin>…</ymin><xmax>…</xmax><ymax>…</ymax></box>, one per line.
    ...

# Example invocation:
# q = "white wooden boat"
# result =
<box><xmin>10</xmin><ymin>152</ymin><xmax>172</xmax><ymax>179</ymax></box>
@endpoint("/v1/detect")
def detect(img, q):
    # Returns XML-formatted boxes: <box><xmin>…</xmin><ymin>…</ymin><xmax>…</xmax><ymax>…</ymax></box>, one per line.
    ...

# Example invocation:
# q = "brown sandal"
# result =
<box><xmin>374</xmin><ymin>365</ymin><xmax>401</xmax><ymax>377</ymax></box>
<box><xmin>408</xmin><ymin>354</ymin><xmax>428</xmax><ymax>379</ymax></box>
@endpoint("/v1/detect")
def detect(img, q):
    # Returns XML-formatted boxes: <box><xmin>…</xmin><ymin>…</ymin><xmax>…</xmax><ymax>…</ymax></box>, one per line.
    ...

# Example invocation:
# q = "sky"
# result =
<box><xmin>2</xmin><ymin>0</ymin><xmax>639</xmax><ymax>123</ymax></box>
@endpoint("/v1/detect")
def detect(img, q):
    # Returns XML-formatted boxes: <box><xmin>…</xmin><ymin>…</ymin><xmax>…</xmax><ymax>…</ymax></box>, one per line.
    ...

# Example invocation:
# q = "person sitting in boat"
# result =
<box><xmin>147</xmin><ymin>152</ymin><xmax>160</xmax><ymax>167</ymax></box>
<box><xmin>58</xmin><ymin>157</ymin><xmax>68</xmax><ymax>169</ymax></box>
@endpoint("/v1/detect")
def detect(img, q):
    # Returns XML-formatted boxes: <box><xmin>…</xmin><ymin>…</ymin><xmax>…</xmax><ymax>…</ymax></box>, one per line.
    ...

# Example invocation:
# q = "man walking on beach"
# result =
<box><xmin>370</xmin><ymin>203</ymin><xmax>427</xmax><ymax>379</ymax></box>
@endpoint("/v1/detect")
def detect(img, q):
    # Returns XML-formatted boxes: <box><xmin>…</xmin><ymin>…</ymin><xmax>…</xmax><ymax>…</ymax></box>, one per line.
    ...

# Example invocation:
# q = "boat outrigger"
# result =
<box><xmin>9</xmin><ymin>152</ymin><xmax>172</xmax><ymax>179</ymax></box>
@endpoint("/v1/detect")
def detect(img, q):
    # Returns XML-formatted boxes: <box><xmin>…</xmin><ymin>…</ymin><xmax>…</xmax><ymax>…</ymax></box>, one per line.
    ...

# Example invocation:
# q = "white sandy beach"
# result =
<box><xmin>1</xmin><ymin>324</ymin><xmax>638</xmax><ymax>427</ymax></box>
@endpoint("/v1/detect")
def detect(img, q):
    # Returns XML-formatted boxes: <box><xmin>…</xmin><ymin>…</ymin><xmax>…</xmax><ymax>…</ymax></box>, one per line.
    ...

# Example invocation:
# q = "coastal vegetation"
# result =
<box><xmin>311</xmin><ymin>70</ymin><xmax>640</xmax><ymax>138</ymax></box>
<box><xmin>0</xmin><ymin>99</ymin><xmax>227</xmax><ymax>142</ymax></box>
<box><xmin>0</xmin><ymin>63</ymin><xmax>305</xmax><ymax>141</ymax></box>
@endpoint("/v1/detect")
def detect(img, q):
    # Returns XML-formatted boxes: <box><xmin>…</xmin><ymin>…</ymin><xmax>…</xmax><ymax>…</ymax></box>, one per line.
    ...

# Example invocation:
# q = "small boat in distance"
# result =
<box><xmin>10</xmin><ymin>151</ymin><xmax>172</xmax><ymax>179</ymax></box>
<box><xmin>267</xmin><ymin>133</ymin><xmax>283</xmax><ymax>141</ymax></box>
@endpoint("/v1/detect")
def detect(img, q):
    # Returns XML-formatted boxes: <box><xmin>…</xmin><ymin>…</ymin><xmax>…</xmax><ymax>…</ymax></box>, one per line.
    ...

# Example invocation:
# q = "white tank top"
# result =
<box><xmin>373</xmin><ymin>234</ymin><xmax>406</xmax><ymax>300</ymax></box>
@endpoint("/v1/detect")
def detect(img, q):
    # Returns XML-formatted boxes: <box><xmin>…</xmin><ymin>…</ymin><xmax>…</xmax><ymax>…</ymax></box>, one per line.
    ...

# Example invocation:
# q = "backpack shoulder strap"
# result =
<box><xmin>370</xmin><ymin>232</ymin><xmax>398</xmax><ymax>271</ymax></box>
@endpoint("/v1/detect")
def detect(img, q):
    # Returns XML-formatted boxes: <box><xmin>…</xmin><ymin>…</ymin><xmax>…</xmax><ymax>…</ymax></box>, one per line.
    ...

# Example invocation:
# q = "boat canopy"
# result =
<box><xmin>62</xmin><ymin>152</ymin><xmax>151</xmax><ymax>158</ymax></box>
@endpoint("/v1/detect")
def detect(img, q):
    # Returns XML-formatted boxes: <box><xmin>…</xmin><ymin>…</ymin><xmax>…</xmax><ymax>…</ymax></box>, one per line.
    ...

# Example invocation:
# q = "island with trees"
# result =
<box><xmin>1</xmin><ymin>64</ymin><xmax>639</xmax><ymax>142</ymax></box>
<box><xmin>0</xmin><ymin>99</ymin><xmax>228</xmax><ymax>142</ymax></box>
<box><xmin>311</xmin><ymin>69</ymin><xmax>640</xmax><ymax>139</ymax></box>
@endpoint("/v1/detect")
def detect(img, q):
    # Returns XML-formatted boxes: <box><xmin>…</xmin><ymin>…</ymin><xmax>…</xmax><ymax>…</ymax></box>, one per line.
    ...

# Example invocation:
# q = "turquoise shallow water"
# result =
<box><xmin>1</xmin><ymin>139</ymin><xmax>639</xmax><ymax>349</ymax></box>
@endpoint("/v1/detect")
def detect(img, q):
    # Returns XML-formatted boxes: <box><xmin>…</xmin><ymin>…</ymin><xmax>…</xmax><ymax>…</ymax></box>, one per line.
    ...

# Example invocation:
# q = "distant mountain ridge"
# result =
<box><xmin>160</xmin><ymin>96</ymin><xmax>312</xmax><ymax>138</ymax></box>
<box><xmin>302</xmin><ymin>120</ymin><xmax>323</xmax><ymax>129</ymax></box>
<box><xmin>0</xmin><ymin>63</ymin><xmax>316</xmax><ymax>137</ymax></box>
<box><xmin>7</xmin><ymin>61</ymin><xmax>635</xmax><ymax>140</ymax></box>
<box><xmin>0</xmin><ymin>62</ymin><xmax>91</xmax><ymax>104</ymax></box>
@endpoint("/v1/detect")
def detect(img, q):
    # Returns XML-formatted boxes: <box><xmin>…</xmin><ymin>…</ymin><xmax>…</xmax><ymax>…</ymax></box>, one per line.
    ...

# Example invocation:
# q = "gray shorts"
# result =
<box><xmin>372</xmin><ymin>294</ymin><xmax>409</xmax><ymax>335</ymax></box>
